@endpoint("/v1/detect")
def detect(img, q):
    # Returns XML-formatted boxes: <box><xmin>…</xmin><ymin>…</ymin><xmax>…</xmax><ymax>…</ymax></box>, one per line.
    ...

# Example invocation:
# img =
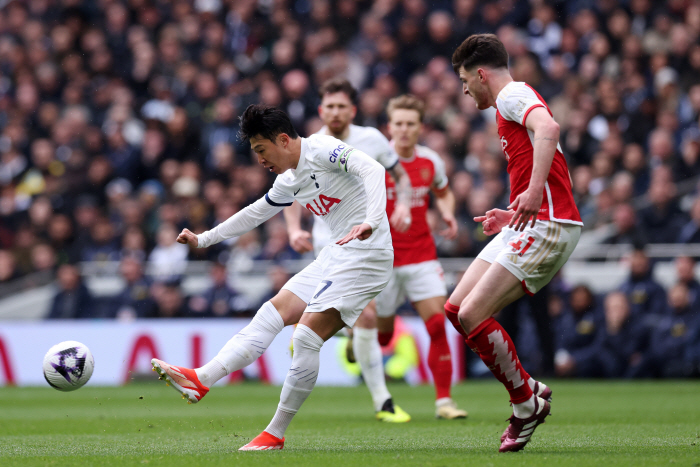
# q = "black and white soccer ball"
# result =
<box><xmin>42</xmin><ymin>341</ymin><xmax>94</xmax><ymax>391</ymax></box>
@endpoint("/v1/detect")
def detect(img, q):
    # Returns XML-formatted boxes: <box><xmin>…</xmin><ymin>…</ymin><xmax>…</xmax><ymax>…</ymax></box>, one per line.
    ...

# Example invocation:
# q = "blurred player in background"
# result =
<box><xmin>375</xmin><ymin>94</ymin><xmax>468</xmax><ymax>419</ymax></box>
<box><xmin>285</xmin><ymin>78</ymin><xmax>414</xmax><ymax>423</ymax></box>
<box><xmin>152</xmin><ymin>104</ymin><xmax>394</xmax><ymax>450</ymax></box>
<box><xmin>448</xmin><ymin>34</ymin><xmax>582</xmax><ymax>452</ymax></box>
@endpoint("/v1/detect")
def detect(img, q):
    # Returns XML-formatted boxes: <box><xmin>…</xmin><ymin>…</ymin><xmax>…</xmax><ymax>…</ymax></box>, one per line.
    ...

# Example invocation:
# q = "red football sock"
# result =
<box><xmin>444</xmin><ymin>301</ymin><xmax>468</xmax><ymax>338</ymax></box>
<box><xmin>466</xmin><ymin>317</ymin><xmax>533</xmax><ymax>404</ymax></box>
<box><xmin>425</xmin><ymin>314</ymin><xmax>452</xmax><ymax>400</ymax></box>
<box><xmin>378</xmin><ymin>331</ymin><xmax>393</xmax><ymax>346</ymax></box>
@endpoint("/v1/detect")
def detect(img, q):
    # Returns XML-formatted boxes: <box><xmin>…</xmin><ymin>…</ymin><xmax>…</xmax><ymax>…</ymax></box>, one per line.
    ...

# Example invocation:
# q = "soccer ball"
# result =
<box><xmin>42</xmin><ymin>341</ymin><xmax>94</xmax><ymax>391</ymax></box>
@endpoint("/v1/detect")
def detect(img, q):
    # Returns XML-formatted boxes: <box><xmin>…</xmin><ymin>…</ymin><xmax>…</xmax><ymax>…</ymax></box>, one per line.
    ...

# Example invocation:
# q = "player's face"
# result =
<box><xmin>318</xmin><ymin>92</ymin><xmax>356</xmax><ymax>135</ymax></box>
<box><xmin>388</xmin><ymin>109</ymin><xmax>422</xmax><ymax>153</ymax></box>
<box><xmin>250</xmin><ymin>134</ymin><xmax>292</xmax><ymax>174</ymax></box>
<box><xmin>458</xmin><ymin>66</ymin><xmax>489</xmax><ymax>110</ymax></box>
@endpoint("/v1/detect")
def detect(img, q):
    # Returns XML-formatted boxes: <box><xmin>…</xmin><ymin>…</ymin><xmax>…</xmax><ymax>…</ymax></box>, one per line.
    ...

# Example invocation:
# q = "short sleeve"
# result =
<box><xmin>496</xmin><ymin>83</ymin><xmax>546</xmax><ymax>126</ymax></box>
<box><xmin>369</xmin><ymin>130</ymin><xmax>400</xmax><ymax>170</ymax></box>
<box><xmin>431</xmin><ymin>154</ymin><xmax>449</xmax><ymax>191</ymax></box>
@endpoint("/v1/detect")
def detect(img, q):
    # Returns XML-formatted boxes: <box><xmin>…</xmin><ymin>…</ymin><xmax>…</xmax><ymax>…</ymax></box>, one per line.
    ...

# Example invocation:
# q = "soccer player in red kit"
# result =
<box><xmin>449</xmin><ymin>34</ymin><xmax>582</xmax><ymax>452</ymax></box>
<box><xmin>375</xmin><ymin>95</ymin><xmax>468</xmax><ymax>419</ymax></box>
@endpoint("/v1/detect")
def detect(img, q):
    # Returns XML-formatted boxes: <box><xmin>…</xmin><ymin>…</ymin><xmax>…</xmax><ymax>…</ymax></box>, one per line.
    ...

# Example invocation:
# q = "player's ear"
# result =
<box><xmin>350</xmin><ymin>105</ymin><xmax>357</xmax><ymax>119</ymax></box>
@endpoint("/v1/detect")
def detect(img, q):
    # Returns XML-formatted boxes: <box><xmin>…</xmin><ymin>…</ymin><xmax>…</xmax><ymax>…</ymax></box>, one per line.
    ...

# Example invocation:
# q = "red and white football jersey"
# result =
<box><xmin>386</xmin><ymin>144</ymin><xmax>449</xmax><ymax>267</ymax></box>
<box><xmin>496</xmin><ymin>81</ymin><xmax>582</xmax><ymax>225</ymax></box>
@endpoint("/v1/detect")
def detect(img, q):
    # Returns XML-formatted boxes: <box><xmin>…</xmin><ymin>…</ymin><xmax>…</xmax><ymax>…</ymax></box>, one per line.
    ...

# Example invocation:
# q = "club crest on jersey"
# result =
<box><xmin>329</xmin><ymin>144</ymin><xmax>346</xmax><ymax>163</ymax></box>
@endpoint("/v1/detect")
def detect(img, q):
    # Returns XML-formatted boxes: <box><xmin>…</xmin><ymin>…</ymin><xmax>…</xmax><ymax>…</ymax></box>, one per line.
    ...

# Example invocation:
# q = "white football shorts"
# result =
<box><xmin>375</xmin><ymin>260</ymin><xmax>447</xmax><ymax>318</ymax></box>
<box><xmin>477</xmin><ymin>220</ymin><xmax>581</xmax><ymax>295</ymax></box>
<box><xmin>283</xmin><ymin>244</ymin><xmax>393</xmax><ymax>327</ymax></box>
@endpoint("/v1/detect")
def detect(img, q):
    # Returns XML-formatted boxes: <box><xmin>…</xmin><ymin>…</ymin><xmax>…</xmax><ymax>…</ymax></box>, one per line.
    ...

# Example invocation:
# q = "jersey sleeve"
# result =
<box><xmin>497</xmin><ymin>83</ymin><xmax>546</xmax><ymax>126</ymax></box>
<box><xmin>430</xmin><ymin>152</ymin><xmax>449</xmax><ymax>191</ymax></box>
<box><xmin>196</xmin><ymin>196</ymin><xmax>284</xmax><ymax>248</ymax></box>
<box><xmin>369</xmin><ymin>129</ymin><xmax>400</xmax><ymax>170</ymax></box>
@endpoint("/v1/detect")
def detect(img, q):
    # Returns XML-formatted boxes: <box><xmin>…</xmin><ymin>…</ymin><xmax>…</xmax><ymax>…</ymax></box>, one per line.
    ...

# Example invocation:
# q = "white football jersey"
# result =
<box><xmin>197</xmin><ymin>134</ymin><xmax>392</xmax><ymax>251</ymax></box>
<box><xmin>312</xmin><ymin>124</ymin><xmax>399</xmax><ymax>254</ymax></box>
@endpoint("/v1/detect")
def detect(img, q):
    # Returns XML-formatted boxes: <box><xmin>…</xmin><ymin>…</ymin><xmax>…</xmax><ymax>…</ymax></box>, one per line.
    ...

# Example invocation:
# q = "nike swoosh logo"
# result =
<box><xmin>294</xmin><ymin>188</ymin><xmax>301</xmax><ymax>196</ymax></box>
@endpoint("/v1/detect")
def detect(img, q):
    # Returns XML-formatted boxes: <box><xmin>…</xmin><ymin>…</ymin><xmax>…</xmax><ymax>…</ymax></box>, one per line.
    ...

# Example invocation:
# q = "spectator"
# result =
<box><xmin>619</xmin><ymin>248</ymin><xmax>667</xmax><ymax>317</ymax></box>
<box><xmin>674</xmin><ymin>256</ymin><xmax>700</xmax><ymax>310</ymax></box>
<box><xmin>677</xmin><ymin>196</ymin><xmax>700</xmax><ymax>244</ymax></box>
<box><xmin>46</xmin><ymin>264</ymin><xmax>95</xmax><ymax>319</ymax></box>
<box><xmin>153</xmin><ymin>280</ymin><xmax>188</xmax><ymax>318</ymax></box>
<box><xmin>188</xmin><ymin>261</ymin><xmax>252</xmax><ymax>317</ymax></box>
<box><xmin>552</xmin><ymin>285</ymin><xmax>602</xmax><ymax>377</ymax></box>
<box><xmin>148</xmin><ymin>223</ymin><xmax>189</xmax><ymax>280</ymax></box>
<box><xmin>112</xmin><ymin>256</ymin><xmax>156</xmax><ymax>320</ymax></box>
<box><xmin>602</xmin><ymin>203</ymin><xmax>648</xmax><ymax>246</ymax></box>
<box><xmin>628</xmin><ymin>284</ymin><xmax>697</xmax><ymax>377</ymax></box>
<box><xmin>557</xmin><ymin>292</ymin><xmax>647</xmax><ymax>378</ymax></box>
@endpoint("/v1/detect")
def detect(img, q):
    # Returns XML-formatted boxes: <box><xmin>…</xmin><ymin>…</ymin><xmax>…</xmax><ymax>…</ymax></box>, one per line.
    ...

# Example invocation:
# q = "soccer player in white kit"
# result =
<box><xmin>284</xmin><ymin>78</ymin><xmax>413</xmax><ymax>423</ymax></box>
<box><xmin>151</xmin><ymin>104</ymin><xmax>393</xmax><ymax>451</ymax></box>
<box><xmin>450</xmin><ymin>34</ymin><xmax>582</xmax><ymax>452</ymax></box>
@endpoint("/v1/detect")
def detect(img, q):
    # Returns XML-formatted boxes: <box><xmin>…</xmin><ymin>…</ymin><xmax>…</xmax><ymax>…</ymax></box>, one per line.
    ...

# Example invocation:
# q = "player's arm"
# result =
<box><xmin>283</xmin><ymin>201</ymin><xmax>313</xmax><ymax>253</ymax></box>
<box><xmin>336</xmin><ymin>149</ymin><xmax>387</xmax><ymax>245</ymax></box>
<box><xmin>432</xmin><ymin>186</ymin><xmax>458</xmax><ymax>239</ymax></box>
<box><xmin>177</xmin><ymin>195</ymin><xmax>289</xmax><ymax>248</ymax></box>
<box><xmin>508</xmin><ymin>106</ymin><xmax>560</xmax><ymax>231</ymax></box>
<box><xmin>387</xmin><ymin>162</ymin><xmax>412</xmax><ymax>233</ymax></box>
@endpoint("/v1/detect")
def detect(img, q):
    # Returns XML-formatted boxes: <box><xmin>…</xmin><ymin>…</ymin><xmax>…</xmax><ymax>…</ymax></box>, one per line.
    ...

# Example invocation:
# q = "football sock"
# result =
<box><xmin>513</xmin><ymin>395</ymin><xmax>536</xmax><ymax>418</ymax></box>
<box><xmin>194</xmin><ymin>360</ymin><xmax>226</xmax><ymax>388</ymax></box>
<box><xmin>197</xmin><ymin>301</ymin><xmax>284</xmax><ymax>385</ymax></box>
<box><xmin>353</xmin><ymin>327</ymin><xmax>392</xmax><ymax>412</ymax></box>
<box><xmin>265</xmin><ymin>324</ymin><xmax>324</xmax><ymax>439</ymax></box>
<box><xmin>425</xmin><ymin>314</ymin><xmax>452</xmax><ymax>400</ymax></box>
<box><xmin>378</xmin><ymin>331</ymin><xmax>393</xmax><ymax>346</ymax></box>
<box><xmin>466</xmin><ymin>317</ymin><xmax>533</xmax><ymax>405</ymax></box>
<box><xmin>444</xmin><ymin>301</ymin><xmax>468</xmax><ymax>338</ymax></box>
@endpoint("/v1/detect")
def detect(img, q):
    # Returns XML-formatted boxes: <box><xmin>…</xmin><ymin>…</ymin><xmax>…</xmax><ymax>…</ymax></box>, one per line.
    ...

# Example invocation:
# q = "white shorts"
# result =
<box><xmin>375</xmin><ymin>260</ymin><xmax>447</xmax><ymax>318</ymax></box>
<box><xmin>477</xmin><ymin>220</ymin><xmax>580</xmax><ymax>295</ymax></box>
<box><xmin>282</xmin><ymin>245</ymin><xmax>393</xmax><ymax>327</ymax></box>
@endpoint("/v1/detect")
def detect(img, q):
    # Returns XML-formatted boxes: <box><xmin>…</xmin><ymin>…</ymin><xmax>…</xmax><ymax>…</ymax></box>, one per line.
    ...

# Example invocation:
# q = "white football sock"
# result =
<box><xmin>512</xmin><ymin>395</ymin><xmax>536</xmax><ymax>418</ymax></box>
<box><xmin>527</xmin><ymin>377</ymin><xmax>535</xmax><ymax>391</ymax></box>
<box><xmin>265</xmin><ymin>324</ymin><xmax>324</xmax><ymax>439</ymax></box>
<box><xmin>353</xmin><ymin>327</ymin><xmax>392</xmax><ymax>412</ymax></box>
<box><xmin>195</xmin><ymin>301</ymin><xmax>284</xmax><ymax>387</ymax></box>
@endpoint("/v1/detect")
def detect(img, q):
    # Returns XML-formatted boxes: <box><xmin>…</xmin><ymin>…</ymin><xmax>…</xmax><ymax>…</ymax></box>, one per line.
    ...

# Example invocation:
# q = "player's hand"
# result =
<box><xmin>336</xmin><ymin>223</ymin><xmax>373</xmax><ymax>245</ymax></box>
<box><xmin>440</xmin><ymin>213</ymin><xmax>458</xmax><ymax>239</ymax></box>
<box><xmin>389</xmin><ymin>203</ymin><xmax>411</xmax><ymax>233</ymax></box>
<box><xmin>508</xmin><ymin>188</ymin><xmax>542</xmax><ymax>231</ymax></box>
<box><xmin>288</xmin><ymin>229</ymin><xmax>313</xmax><ymax>253</ymax></box>
<box><xmin>474</xmin><ymin>209</ymin><xmax>514</xmax><ymax>236</ymax></box>
<box><xmin>176</xmin><ymin>228</ymin><xmax>198</xmax><ymax>247</ymax></box>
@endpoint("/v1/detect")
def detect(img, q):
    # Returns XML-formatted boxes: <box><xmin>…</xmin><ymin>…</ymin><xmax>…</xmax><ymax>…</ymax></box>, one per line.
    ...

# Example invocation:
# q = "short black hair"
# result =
<box><xmin>452</xmin><ymin>34</ymin><xmax>509</xmax><ymax>73</ymax></box>
<box><xmin>318</xmin><ymin>77</ymin><xmax>357</xmax><ymax>103</ymax></box>
<box><xmin>238</xmin><ymin>104</ymin><xmax>299</xmax><ymax>142</ymax></box>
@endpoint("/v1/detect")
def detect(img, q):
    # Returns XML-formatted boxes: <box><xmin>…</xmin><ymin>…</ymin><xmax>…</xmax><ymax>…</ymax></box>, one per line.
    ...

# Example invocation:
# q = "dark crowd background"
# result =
<box><xmin>0</xmin><ymin>0</ymin><xmax>699</xmax><ymax>378</ymax></box>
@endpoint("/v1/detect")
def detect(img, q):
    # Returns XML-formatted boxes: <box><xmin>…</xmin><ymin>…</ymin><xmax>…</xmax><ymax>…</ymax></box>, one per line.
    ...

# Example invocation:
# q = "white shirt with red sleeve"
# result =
<box><xmin>495</xmin><ymin>81</ymin><xmax>582</xmax><ymax>226</ymax></box>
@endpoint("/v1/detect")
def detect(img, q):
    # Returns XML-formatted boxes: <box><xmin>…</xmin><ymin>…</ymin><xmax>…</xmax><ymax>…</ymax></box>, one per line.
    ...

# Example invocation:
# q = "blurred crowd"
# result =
<box><xmin>0</xmin><ymin>0</ymin><xmax>699</xmax><ymax>376</ymax></box>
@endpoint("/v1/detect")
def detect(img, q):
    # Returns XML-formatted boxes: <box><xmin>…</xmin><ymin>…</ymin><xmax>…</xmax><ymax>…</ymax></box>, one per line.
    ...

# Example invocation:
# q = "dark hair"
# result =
<box><xmin>238</xmin><ymin>104</ymin><xmax>299</xmax><ymax>142</ymax></box>
<box><xmin>318</xmin><ymin>77</ymin><xmax>357</xmax><ymax>103</ymax></box>
<box><xmin>387</xmin><ymin>94</ymin><xmax>425</xmax><ymax>121</ymax></box>
<box><xmin>452</xmin><ymin>34</ymin><xmax>509</xmax><ymax>73</ymax></box>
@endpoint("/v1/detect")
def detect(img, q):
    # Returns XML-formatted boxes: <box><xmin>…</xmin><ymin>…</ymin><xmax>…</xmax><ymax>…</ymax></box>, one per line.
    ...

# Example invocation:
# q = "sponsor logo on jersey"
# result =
<box><xmin>500</xmin><ymin>136</ymin><xmax>510</xmax><ymax>161</ymax></box>
<box><xmin>329</xmin><ymin>144</ymin><xmax>346</xmax><ymax>163</ymax></box>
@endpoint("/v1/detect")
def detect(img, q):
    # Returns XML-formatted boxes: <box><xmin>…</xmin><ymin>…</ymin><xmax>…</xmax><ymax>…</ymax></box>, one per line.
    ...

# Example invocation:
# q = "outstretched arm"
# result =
<box><xmin>433</xmin><ymin>187</ymin><xmax>458</xmax><ymax>239</ymax></box>
<box><xmin>283</xmin><ymin>201</ymin><xmax>313</xmax><ymax>253</ymax></box>
<box><xmin>388</xmin><ymin>162</ymin><xmax>412</xmax><ymax>233</ymax></box>
<box><xmin>177</xmin><ymin>197</ymin><xmax>285</xmax><ymax>248</ymax></box>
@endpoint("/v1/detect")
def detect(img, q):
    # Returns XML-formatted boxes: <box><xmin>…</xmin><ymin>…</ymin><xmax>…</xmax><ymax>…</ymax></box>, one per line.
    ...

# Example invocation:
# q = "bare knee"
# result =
<box><xmin>354</xmin><ymin>302</ymin><xmax>377</xmax><ymax>329</ymax></box>
<box><xmin>270</xmin><ymin>290</ymin><xmax>306</xmax><ymax>326</ymax></box>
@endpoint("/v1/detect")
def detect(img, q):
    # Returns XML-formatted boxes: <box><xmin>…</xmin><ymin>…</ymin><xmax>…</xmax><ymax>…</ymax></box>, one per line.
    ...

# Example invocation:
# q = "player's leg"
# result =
<box><xmin>352</xmin><ymin>300</ymin><xmax>408</xmax><ymax>421</ymax></box>
<box><xmin>411</xmin><ymin>296</ymin><xmax>466</xmax><ymax>419</ymax></box>
<box><xmin>246</xmin><ymin>308</ymin><xmax>347</xmax><ymax>450</ymax></box>
<box><xmin>404</xmin><ymin>260</ymin><xmax>466</xmax><ymax>419</ymax></box>
<box><xmin>241</xmin><ymin>246</ymin><xmax>393</xmax><ymax>450</ymax></box>
<box><xmin>443</xmin><ymin>258</ymin><xmax>491</xmax><ymax>337</ymax></box>
<box><xmin>152</xmin><ymin>254</ymin><xmax>325</xmax><ymax>402</ymax></box>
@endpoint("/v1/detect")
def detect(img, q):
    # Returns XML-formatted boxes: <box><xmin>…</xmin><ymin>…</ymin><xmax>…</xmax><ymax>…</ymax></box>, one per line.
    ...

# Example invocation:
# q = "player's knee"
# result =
<box><xmin>292</xmin><ymin>324</ymin><xmax>324</xmax><ymax>353</ymax></box>
<box><xmin>425</xmin><ymin>314</ymin><xmax>446</xmax><ymax>339</ymax></box>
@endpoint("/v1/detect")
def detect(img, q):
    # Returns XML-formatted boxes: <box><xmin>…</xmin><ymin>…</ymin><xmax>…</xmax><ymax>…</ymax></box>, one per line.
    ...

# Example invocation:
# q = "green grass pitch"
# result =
<box><xmin>0</xmin><ymin>380</ymin><xmax>698</xmax><ymax>466</ymax></box>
